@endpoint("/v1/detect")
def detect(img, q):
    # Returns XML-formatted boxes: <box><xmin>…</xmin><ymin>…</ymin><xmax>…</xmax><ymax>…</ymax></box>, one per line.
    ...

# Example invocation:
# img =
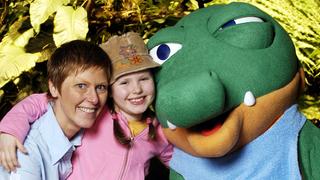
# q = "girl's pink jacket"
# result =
<box><xmin>0</xmin><ymin>93</ymin><xmax>173</xmax><ymax>180</ymax></box>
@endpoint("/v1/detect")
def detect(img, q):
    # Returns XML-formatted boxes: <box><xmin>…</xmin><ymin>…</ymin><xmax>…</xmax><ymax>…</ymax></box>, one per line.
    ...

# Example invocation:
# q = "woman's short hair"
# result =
<box><xmin>47</xmin><ymin>40</ymin><xmax>112</xmax><ymax>93</ymax></box>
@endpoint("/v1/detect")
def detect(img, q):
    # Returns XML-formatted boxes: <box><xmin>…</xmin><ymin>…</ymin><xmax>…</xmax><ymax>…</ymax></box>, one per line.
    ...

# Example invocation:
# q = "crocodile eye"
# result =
<box><xmin>149</xmin><ymin>43</ymin><xmax>182</xmax><ymax>65</ymax></box>
<box><xmin>220</xmin><ymin>16</ymin><xmax>264</xmax><ymax>30</ymax></box>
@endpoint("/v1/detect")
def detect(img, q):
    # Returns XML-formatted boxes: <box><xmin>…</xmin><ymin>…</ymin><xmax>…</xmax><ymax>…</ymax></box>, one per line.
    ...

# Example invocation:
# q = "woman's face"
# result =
<box><xmin>111</xmin><ymin>70</ymin><xmax>155</xmax><ymax>121</ymax></box>
<box><xmin>49</xmin><ymin>67</ymin><xmax>109</xmax><ymax>138</ymax></box>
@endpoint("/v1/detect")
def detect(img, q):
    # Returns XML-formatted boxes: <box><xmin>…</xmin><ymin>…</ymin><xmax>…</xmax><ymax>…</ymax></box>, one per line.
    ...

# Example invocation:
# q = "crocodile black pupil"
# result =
<box><xmin>157</xmin><ymin>44</ymin><xmax>170</xmax><ymax>60</ymax></box>
<box><xmin>221</xmin><ymin>20</ymin><xmax>236</xmax><ymax>29</ymax></box>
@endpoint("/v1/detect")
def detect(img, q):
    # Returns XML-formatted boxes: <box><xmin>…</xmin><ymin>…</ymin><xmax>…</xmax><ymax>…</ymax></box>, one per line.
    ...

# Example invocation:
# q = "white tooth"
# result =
<box><xmin>244</xmin><ymin>91</ymin><xmax>255</xmax><ymax>106</ymax></box>
<box><xmin>167</xmin><ymin>120</ymin><xmax>177</xmax><ymax>130</ymax></box>
<box><xmin>79</xmin><ymin>107</ymin><xmax>95</xmax><ymax>113</ymax></box>
<box><xmin>132</xmin><ymin>98</ymin><xmax>142</xmax><ymax>101</ymax></box>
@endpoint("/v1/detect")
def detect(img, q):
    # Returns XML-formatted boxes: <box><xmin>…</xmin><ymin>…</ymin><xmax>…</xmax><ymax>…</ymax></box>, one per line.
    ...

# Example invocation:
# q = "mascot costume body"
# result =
<box><xmin>147</xmin><ymin>2</ymin><xmax>320</xmax><ymax>180</ymax></box>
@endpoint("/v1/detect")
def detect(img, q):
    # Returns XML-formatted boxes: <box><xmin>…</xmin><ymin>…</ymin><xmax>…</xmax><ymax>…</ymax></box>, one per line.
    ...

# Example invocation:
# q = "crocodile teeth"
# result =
<box><xmin>167</xmin><ymin>120</ymin><xmax>177</xmax><ymax>130</ymax></box>
<box><xmin>244</xmin><ymin>91</ymin><xmax>256</xmax><ymax>106</ymax></box>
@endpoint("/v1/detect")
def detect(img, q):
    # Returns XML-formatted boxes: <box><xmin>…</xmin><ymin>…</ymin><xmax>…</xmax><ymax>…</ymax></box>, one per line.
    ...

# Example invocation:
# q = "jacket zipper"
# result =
<box><xmin>118</xmin><ymin>142</ymin><xmax>131</xmax><ymax>180</ymax></box>
<box><xmin>117</xmin><ymin>116</ymin><xmax>149</xmax><ymax>180</ymax></box>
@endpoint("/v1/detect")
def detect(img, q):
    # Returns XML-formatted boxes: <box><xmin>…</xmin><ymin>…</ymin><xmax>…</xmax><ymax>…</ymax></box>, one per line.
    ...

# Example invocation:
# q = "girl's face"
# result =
<box><xmin>111</xmin><ymin>70</ymin><xmax>155</xmax><ymax>121</ymax></box>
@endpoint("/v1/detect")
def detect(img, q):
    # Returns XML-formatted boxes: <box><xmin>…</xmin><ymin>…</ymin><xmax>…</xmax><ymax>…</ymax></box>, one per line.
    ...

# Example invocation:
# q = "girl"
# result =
<box><xmin>0</xmin><ymin>32</ymin><xmax>173</xmax><ymax>180</ymax></box>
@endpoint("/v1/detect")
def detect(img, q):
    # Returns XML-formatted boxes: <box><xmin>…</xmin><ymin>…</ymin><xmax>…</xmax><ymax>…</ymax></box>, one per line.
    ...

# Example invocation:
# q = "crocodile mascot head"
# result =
<box><xmin>147</xmin><ymin>2</ymin><xmax>305</xmax><ymax>158</ymax></box>
<box><xmin>146</xmin><ymin>2</ymin><xmax>318</xmax><ymax>179</ymax></box>
<box><xmin>148</xmin><ymin>3</ymin><xmax>320</xmax><ymax>179</ymax></box>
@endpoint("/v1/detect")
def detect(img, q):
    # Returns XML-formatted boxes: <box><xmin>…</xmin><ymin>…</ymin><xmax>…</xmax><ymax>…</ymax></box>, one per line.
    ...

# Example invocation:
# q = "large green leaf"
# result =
<box><xmin>0</xmin><ymin>17</ymin><xmax>30</xmax><ymax>48</ymax></box>
<box><xmin>0</xmin><ymin>45</ymin><xmax>40</xmax><ymax>88</ymax></box>
<box><xmin>14</xmin><ymin>29</ymin><xmax>35</xmax><ymax>47</ymax></box>
<box><xmin>0</xmin><ymin>26</ymin><xmax>40</xmax><ymax>88</ymax></box>
<box><xmin>53</xmin><ymin>6</ymin><xmax>88</xmax><ymax>47</ymax></box>
<box><xmin>30</xmin><ymin>0</ymin><xmax>70</xmax><ymax>32</ymax></box>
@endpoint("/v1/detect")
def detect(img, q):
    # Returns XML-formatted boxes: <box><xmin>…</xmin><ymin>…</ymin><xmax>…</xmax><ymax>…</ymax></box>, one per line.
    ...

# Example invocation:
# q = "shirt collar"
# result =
<box><xmin>39</xmin><ymin>104</ymin><xmax>83</xmax><ymax>165</ymax></box>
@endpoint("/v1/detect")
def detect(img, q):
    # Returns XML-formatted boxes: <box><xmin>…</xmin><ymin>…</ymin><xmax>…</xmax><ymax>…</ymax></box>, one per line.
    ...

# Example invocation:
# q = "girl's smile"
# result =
<box><xmin>111</xmin><ymin>70</ymin><xmax>155</xmax><ymax>121</ymax></box>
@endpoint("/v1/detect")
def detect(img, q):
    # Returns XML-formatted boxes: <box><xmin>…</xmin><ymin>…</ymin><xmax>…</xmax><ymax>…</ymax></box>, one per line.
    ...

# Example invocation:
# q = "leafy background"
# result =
<box><xmin>0</xmin><ymin>0</ymin><xmax>319</xmax><ymax>126</ymax></box>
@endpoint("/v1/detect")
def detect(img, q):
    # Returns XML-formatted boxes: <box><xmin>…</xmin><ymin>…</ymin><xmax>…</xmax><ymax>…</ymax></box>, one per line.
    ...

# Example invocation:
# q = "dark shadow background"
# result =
<box><xmin>145</xmin><ymin>157</ymin><xmax>169</xmax><ymax>180</ymax></box>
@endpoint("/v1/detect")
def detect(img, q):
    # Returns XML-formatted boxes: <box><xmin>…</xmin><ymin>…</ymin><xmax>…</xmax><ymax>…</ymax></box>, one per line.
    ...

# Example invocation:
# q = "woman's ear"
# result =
<box><xmin>48</xmin><ymin>80</ymin><xmax>59</xmax><ymax>98</ymax></box>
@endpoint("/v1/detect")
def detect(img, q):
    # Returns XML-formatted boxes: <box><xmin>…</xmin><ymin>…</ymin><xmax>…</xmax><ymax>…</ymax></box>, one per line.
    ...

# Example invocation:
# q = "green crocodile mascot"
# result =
<box><xmin>147</xmin><ymin>2</ymin><xmax>320</xmax><ymax>180</ymax></box>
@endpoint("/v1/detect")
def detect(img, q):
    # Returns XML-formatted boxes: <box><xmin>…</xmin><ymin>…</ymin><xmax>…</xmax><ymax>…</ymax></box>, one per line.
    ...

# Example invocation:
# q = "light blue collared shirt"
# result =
<box><xmin>0</xmin><ymin>103</ymin><xmax>82</xmax><ymax>180</ymax></box>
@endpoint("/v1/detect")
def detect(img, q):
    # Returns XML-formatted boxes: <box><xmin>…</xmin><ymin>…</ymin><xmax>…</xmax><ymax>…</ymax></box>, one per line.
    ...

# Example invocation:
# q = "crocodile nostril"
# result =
<box><xmin>209</xmin><ymin>71</ymin><xmax>219</xmax><ymax>79</ymax></box>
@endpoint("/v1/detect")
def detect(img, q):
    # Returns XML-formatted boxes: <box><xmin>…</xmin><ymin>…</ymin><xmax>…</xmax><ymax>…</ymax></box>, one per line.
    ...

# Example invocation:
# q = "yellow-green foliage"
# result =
<box><xmin>0</xmin><ymin>0</ymin><xmax>88</xmax><ymax>89</ymax></box>
<box><xmin>299</xmin><ymin>95</ymin><xmax>320</xmax><ymax>120</ymax></box>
